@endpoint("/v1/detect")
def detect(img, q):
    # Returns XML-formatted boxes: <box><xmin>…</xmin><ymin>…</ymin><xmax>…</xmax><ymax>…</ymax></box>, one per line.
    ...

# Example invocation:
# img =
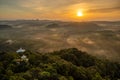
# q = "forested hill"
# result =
<box><xmin>0</xmin><ymin>25</ymin><xmax>12</xmax><ymax>29</ymax></box>
<box><xmin>0</xmin><ymin>48</ymin><xmax>120</xmax><ymax>80</ymax></box>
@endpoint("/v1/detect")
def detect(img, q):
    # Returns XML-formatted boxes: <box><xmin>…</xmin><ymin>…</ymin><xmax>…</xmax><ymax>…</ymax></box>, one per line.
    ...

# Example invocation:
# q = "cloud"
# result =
<box><xmin>1</xmin><ymin>0</ymin><xmax>119</xmax><ymax>12</ymax></box>
<box><xmin>86</xmin><ymin>6</ymin><xmax>120</xmax><ymax>13</ymax></box>
<box><xmin>0</xmin><ymin>0</ymin><xmax>120</xmax><ymax>20</ymax></box>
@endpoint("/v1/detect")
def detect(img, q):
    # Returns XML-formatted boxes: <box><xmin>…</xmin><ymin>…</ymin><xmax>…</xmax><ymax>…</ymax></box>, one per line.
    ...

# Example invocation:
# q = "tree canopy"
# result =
<box><xmin>0</xmin><ymin>48</ymin><xmax>119</xmax><ymax>80</ymax></box>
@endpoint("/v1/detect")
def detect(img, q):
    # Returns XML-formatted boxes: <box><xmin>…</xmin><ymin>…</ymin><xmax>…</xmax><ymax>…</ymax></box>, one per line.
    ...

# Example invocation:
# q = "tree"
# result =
<box><xmin>10</xmin><ymin>75</ymin><xmax>25</xmax><ymax>80</ymax></box>
<box><xmin>39</xmin><ymin>71</ymin><xmax>51</xmax><ymax>80</ymax></box>
<box><xmin>92</xmin><ymin>73</ymin><xmax>103</xmax><ymax>80</ymax></box>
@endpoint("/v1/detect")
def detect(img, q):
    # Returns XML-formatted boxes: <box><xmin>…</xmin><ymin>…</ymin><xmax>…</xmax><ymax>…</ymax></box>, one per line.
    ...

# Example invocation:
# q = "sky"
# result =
<box><xmin>0</xmin><ymin>0</ymin><xmax>120</xmax><ymax>21</ymax></box>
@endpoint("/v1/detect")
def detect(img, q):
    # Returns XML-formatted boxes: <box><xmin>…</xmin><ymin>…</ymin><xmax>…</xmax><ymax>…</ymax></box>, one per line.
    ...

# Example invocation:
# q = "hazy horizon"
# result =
<box><xmin>0</xmin><ymin>19</ymin><xmax>120</xmax><ymax>22</ymax></box>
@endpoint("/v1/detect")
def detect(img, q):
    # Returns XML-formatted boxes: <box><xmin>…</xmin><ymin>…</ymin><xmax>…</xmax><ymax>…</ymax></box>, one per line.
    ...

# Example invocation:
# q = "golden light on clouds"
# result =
<box><xmin>0</xmin><ymin>0</ymin><xmax>119</xmax><ymax>20</ymax></box>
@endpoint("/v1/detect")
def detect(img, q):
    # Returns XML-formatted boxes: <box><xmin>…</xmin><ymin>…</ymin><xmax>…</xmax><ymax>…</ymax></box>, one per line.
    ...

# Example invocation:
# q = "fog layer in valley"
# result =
<box><xmin>0</xmin><ymin>20</ymin><xmax>120</xmax><ymax>61</ymax></box>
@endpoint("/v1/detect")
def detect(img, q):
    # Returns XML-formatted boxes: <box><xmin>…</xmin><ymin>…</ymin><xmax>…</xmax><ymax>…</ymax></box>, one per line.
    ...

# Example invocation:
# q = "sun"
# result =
<box><xmin>77</xmin><ymin>11</ymin><xmax>83</xmax><ymax>17</ymax></box>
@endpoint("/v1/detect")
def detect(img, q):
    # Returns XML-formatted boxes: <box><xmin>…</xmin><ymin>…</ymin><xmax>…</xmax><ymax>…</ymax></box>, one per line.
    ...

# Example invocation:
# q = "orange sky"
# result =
<box><xmin>0</xmin><ymin>0</ymin><xmax>120</xmax><ymax>21</ymax></box>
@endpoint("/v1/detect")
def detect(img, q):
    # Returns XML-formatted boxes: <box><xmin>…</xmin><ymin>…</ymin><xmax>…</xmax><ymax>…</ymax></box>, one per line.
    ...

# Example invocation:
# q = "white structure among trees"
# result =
<box><xmin>16</xmin><ymin>48</ymin><xmax>26</xmax><ymax>53</ymax></box>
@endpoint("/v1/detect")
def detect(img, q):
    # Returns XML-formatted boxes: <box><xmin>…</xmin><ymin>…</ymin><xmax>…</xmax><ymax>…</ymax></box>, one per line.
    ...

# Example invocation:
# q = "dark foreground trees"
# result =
<box><xmin>0</xmin><ymin>48</ymin><xmax>120</xmax><ymax>80</ymax></box>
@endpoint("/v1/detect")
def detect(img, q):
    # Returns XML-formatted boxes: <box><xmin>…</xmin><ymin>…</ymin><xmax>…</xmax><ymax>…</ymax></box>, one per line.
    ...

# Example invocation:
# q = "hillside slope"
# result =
<box><xmin>0</xmin><ymin>48</ymin><xmax>120</xmax><ymax>80</ymax></box>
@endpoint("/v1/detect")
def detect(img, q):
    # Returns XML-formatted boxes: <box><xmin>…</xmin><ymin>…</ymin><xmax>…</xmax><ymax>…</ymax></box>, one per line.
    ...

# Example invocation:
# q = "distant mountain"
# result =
<box><xmin>92</xmin><ymin>21</ymin><xmax>120</xmax><ymax>26</ymax></box>
<box><xmin>46</xmin><ymin>22</ymin><xmax>102</xmax><ymax>31</ymax></box>
<box><xmin>64</xmin><ymin>22</ymin><xmax>101</xmax><ymax>29</ymax></box>
<box><xmin>0</xmin><ymin>24</ymin><xmax>12</xmax><ymax>29</ymax></box>
<box><xmin>92</xmin><ymin>21</ymin><xmax>120</xmax><ymax>24</ymax></box>
<box><xmin>46</xmin><ymin>23</ymin><xmax>60</xmax><ymax>28</ymax></box>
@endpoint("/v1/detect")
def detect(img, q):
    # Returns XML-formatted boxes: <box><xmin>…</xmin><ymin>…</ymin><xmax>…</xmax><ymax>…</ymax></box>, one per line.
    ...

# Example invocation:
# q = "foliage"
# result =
<box><xmin>0</xmin><ymin>48</ymin><xmax>120</xmax><ymax>80</ymax></box>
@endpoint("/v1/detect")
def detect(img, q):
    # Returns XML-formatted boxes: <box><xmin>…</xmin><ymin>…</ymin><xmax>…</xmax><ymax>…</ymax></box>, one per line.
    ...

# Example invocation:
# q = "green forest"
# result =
<box><xmin>0</xmin><ymin>48</ymin><xmax>120</xmax><ymax>80</ymax></box>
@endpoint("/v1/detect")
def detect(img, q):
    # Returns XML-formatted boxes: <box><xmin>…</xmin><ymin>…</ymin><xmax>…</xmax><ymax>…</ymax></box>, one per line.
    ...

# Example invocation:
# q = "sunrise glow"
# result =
<box><xmin>77</xmin><ymin>11</ymin><xmax>83</xmax><ymax>17</ymax></box>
